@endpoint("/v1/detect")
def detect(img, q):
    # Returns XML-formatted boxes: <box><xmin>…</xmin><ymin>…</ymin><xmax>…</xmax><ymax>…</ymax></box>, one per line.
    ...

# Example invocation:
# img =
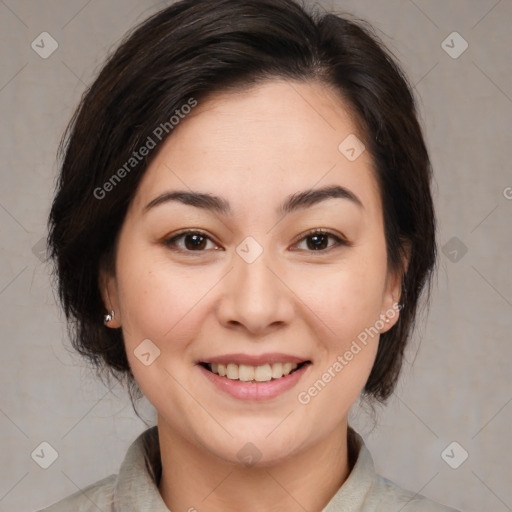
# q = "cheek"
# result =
<box><xmin>115</xmin><ymin>247</ymin><xmax>179</xmax><ymax>343</ymax></box>
<box><xmin>291</xmin><ymin>263</ymin><xmax>383</xmax><ymax>416</ymax></box>
<box><xmin>286</xmin><ymin>247</ymin><xmax>387</xmax><ymax>408</ymax></box>
<box><xmin>115</xmin><ymin>246</ymin><xmax>222</xmax><ymax>358</ymax></box>
<box><xmin>291</xmin><ymin>257</ymin><xmax>387</xmax><ymax>343</ymax></box>
<box><xmin>114</xmin><ymin>255</ymin><xmax>209</xmax><ymax>403</ymax></box>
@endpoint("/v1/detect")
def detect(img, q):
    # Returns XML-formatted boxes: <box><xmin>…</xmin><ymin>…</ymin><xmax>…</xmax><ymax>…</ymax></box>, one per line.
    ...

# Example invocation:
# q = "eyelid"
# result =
<box><xmin>289</xmin><ymin>228</ymin><xmax>351</xmax><ymax>252</ymax></box>
<box><xmin>162</xmin><ymin>229</ymin><xmax>223</xmax><ymax>253</ymax></box>
<box><xmin>163</xmin><ymin>227</ymin><xmax>351</xmax><ymax>255</ymax></box>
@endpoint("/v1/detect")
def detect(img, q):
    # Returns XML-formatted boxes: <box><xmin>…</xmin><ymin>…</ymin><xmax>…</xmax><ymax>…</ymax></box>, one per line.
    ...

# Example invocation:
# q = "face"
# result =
<box><xmin>101</xmin><ymin>80</ymin><xmax>402</xmax><ymax>466</ymax></box>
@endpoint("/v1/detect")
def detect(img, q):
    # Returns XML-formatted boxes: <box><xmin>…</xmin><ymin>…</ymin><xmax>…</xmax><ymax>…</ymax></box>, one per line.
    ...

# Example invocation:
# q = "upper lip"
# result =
<box><xmin>198</xmin><ymin>353</ymin><xmax>310</xmax><ymax>366</ymax></box>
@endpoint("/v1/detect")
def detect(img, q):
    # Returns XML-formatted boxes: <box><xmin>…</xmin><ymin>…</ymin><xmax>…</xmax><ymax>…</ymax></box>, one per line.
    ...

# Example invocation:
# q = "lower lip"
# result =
<box><xmin>198</xmin><ymin>363</ymin><xmax>311</xmax><ymax>401</ymax></box>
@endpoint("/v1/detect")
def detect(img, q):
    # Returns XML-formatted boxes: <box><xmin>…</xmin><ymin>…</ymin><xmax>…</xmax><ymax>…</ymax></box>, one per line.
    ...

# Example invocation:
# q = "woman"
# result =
<box><xmin>41</xmin><ymin>0</ymin><xmax>459</xmax><ymax>510</ymax></box>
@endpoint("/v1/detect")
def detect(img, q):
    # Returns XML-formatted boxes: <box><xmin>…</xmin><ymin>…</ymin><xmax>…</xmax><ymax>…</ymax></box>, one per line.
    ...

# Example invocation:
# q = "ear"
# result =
<box><xmin>98</xmin><ymin>263</ymin><xmax>122</xmax><ymax>328</ymax></box>
<box><xmin>379</xmin><ymin>241</ymin><xmax>410</xmax><ymax>334</ymax></box>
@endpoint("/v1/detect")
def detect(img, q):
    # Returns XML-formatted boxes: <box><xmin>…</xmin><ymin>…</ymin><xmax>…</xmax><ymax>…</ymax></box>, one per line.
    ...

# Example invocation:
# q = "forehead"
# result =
<box><xmin>130</xmin><ymin>79</ymin><xmax>381</xmax><ymax>218</ymax></box>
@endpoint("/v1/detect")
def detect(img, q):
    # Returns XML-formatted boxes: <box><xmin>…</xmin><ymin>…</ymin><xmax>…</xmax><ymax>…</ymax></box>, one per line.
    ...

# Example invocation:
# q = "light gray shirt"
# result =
<box><xmin>38</xmin><ymin>426</ymin><xmax>460</xmax><ymax>511</ymax></box>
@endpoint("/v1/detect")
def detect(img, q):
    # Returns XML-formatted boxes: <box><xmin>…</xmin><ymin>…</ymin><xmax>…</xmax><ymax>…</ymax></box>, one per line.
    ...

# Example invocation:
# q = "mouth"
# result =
<box><xmin>199</xmin><ymin>360</ymin><xmax>311</xmax><ymax>383</ymax></box>
<box><xmin>196</xmin><ymin>354</ymin><xmax>313</xmax><ymax>402</ymax></box>
<box><xmin>196</xmin><ymin>353</ymin><xmax>312</xmax><ymax>400</ymax></box>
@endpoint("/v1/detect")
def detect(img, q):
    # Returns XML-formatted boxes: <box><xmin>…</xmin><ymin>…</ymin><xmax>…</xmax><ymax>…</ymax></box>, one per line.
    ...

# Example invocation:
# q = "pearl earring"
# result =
<box><xmin>104</xmin><ymin>310</ymin><xmax>115</xmax><ymax>324</ymax></box>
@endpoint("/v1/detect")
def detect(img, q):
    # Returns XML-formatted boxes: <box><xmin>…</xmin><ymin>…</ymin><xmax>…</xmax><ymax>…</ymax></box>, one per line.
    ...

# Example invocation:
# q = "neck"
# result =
<box><xmin>157</xmin><ymin>417</ymin><xmax>352</xmax><ymax>512</ymax></box>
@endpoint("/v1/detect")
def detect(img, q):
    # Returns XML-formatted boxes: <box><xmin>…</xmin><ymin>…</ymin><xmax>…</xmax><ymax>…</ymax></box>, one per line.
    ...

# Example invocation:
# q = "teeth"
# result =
<box><xmin>226</xmin><ymin>363</ymin><xmax>239</xmax><ymax>379</ymax></box>
<box><xmin>239</xmin><ymin>364</ymin><xmax>255</xmax><ymax>381</ymax></box>
<box><xmin>254</xmin><ymin>364</ymin><xmax>272</xmax><ymax>382</ymax></box>
<box><xmin>209</xmin><ymin>362</ymin><xmax>300</xmax><ymax>381</ymax></box>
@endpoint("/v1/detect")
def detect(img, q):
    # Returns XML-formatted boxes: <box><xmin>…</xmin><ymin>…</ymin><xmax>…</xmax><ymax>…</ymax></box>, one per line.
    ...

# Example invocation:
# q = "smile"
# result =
<box><xmin>201</xmin><ymin>361</ymin><xmax>310</xmax><ymax>382</ymax></box>
<box><xmin>197</xmin><ymin>358</ymin><xmax>312</xmax><ymax>401</ymax></box>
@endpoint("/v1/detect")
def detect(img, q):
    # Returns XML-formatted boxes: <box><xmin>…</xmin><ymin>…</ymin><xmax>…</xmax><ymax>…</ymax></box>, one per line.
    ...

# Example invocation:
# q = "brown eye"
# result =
<box><xmin>163</xmin><ymin>228</ymin><xmax>348</xmax><ymax>255</ymax></box>
<box><xmin>163</xmin><ymin>230</ymin><xmax>220</xmax><ymax>252</ymax></box>
<box><xmin>293</xmin><ymin>229</ymin><xmax>348</xmax><ymax>252</ymax></box>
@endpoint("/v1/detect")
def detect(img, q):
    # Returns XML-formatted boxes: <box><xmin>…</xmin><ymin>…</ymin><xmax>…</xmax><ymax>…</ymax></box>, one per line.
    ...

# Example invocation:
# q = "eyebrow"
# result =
<box><xmin>143</xmin><ymin>184</ymin><xmax>364</xmax><ymax>217</ymax></box>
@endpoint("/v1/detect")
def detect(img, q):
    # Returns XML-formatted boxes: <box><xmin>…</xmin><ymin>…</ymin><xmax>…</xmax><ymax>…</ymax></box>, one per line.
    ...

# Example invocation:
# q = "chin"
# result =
<box><xmin>225</xmin><ymin>430</ymin><xmax>307</xmax><ymax>468</ymax></box>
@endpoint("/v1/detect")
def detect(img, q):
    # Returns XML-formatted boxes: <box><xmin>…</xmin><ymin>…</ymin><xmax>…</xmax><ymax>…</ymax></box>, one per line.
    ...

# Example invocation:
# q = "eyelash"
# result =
<box><xmin>162</xmin><ymin>228</ymin><xmax>350</xmax><ymax>255</ymax></box>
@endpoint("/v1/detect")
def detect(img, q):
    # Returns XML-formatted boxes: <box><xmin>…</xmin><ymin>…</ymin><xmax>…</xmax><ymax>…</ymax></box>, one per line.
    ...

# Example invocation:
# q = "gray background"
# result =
<box><xmin>1</xmin><ymin>1</ymin><xmax>511</xmax><ymax>511</ymax></box>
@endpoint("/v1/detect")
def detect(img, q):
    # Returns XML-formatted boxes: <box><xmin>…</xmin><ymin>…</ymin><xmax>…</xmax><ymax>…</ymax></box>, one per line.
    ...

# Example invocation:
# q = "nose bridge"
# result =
<box><xmin>218</xmin><ymin>239</ymin><xmax>294</xmax><ymax>333</ymax></box>
<box><xmin>237</xmin><ymin>247</ymin><xmax>276</xmax><ymax>300</ymax></box>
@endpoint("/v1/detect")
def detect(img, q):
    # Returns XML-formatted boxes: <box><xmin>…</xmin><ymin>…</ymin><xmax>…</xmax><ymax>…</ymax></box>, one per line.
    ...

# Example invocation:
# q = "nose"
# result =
<box><xmin>216</xmin><ymin>247</ymin><xmax>295</xmax><ymax>336</ymax></box>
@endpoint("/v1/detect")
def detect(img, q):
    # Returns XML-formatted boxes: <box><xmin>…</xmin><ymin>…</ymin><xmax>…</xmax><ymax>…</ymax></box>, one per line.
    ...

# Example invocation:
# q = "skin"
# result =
<box><xmin>100</xmin><ymin>79</ymin><xmax>404</xmax><ymax>512</ymax></box>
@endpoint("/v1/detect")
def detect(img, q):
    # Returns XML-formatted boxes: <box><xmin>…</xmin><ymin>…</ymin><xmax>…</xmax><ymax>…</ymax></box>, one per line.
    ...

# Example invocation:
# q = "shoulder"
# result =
<box><xmin>36</xmin><ymin>426</ymin><xmax>163</xmax><ymax>512</ymax></box>
<box><xmin>325</xmin><ymin>427</ymin><xmax>461</xmax><ymax>512</ymax></box>
<box><xmin>369</xmin><ymin>474</ymin><xmax>461</xmax><ymax>511</ymax></box>
<box><xmin>37</xmin><ymin>474</ymin><xmax>117</xmax><ymax>512</ymax></box>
